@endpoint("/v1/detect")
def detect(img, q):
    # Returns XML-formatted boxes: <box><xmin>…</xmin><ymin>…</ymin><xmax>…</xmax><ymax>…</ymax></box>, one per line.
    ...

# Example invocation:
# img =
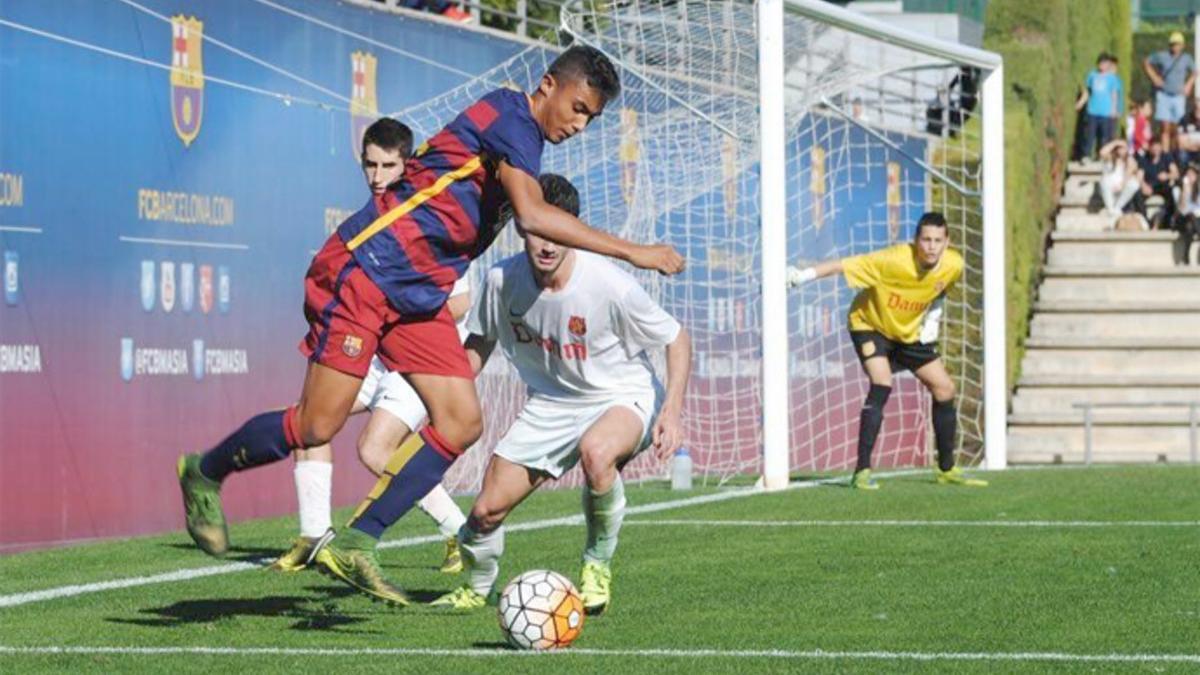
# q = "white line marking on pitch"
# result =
<box><xmin>0</xmin><ymin>646</ymin><xmax>1197</xmax><ymax>664</ymax></box>
<box><xmin>626</xmin><ymin>519</ymin><xmax>1200</xmax><ymax>528</ymax></box>
<box><xmin>0</xmin><ymin>471</ymin><xmax>910</xmax><ymax>609</ymax></box>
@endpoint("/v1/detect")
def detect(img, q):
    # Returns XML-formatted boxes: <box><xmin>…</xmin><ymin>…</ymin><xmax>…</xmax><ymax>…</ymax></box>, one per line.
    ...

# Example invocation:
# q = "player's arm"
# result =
<box><xmin>654</xmin><ymin>326</ymin><xmax>692</xmax><ymax>462</ymax></box>
<box><xmin>499</xmin><ymin>162</ymin><xmax>684</xmax><ymax>275</ymax></box>
<box><xmin>446</xmin><ymin>293</ymin><xmax>471</xmax><ymax>322</ymax></box>
<box><xmin>785</xmin><ymin>259</ymin><xmax>844</xmax><ymax>287</ymax></box>
<box><xmin>463</xmin><ymin>333</ymin><xmax>496</xmax><ymax>375</ymax></box>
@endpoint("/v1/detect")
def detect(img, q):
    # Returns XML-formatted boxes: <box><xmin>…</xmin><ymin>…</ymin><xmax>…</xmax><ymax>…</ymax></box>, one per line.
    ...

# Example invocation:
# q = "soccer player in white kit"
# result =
<box><xmin>270</xmin><ymin>118</ymin><xmax>469</xmax><ymax>573</ymax></box>
<box><xmin>432</xmin><ymin>174</ymin><xmax>691</xmax><ymax>614</ymax></box>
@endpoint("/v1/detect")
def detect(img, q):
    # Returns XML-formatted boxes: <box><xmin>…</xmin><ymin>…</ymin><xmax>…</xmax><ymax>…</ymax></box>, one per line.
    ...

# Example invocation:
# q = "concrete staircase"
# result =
<box><xmin>1007</xmin><ymin>161</ymin><xmax>1200</xmax><ymax>464</ymax></box>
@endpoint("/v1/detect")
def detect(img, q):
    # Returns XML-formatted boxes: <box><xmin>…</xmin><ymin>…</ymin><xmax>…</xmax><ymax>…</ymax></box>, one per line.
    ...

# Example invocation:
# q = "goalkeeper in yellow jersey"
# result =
<box><xmin>786</xmin><ymin>212</ymin><xmax>986</xmax><ymax>490</ymax></box>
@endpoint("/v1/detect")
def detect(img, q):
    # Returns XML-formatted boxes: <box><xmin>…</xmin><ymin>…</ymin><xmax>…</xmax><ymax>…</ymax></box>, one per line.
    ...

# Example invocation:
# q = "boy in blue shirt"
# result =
<box><xmin>1077</xmin><ymin>52</ymin><xmax>1124</xmax><ymax>160</ymax></box>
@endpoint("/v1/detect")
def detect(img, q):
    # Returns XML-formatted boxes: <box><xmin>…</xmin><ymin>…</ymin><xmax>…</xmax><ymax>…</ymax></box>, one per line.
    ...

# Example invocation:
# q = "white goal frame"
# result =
<box><xmin>759</xmin><ymin>0</ymin><xmax>1006</xmax><ymax>489</ymax></box>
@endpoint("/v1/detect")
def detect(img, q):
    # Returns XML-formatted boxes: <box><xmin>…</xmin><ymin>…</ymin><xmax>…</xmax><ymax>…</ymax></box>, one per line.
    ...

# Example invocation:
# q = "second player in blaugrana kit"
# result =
<box><xmin>787</xmin><ymin>211</ymin><xmax>986</xmax><ymax>490</ymax></box>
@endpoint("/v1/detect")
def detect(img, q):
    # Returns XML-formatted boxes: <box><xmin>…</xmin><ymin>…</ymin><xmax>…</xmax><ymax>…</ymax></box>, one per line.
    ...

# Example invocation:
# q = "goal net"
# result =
<box><xmin>390</xmin><ymin>0</ymin><xmax>1001</xmax><ymax>492</ymax></box>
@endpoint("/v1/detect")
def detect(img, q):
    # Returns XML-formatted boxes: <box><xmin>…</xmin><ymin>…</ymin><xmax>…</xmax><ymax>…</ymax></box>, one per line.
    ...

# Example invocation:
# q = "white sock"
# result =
<box><xmin>458</xmin><ymin>522</ymin><xmax>504</xmax><ymax>596</ymax></box>
<box><xmin>293</xmin><ymin>460</ymin><xmax>332</xmax><ymax>539</ymax></box>
<box><xmin>417</xmin><ymin>484</ymin><xmax>468</xmax><ymax>538</ymax></box>
<box><xmin>582</xmin><ymin>476</ymin><xmax>626</xmax><ymax>565</ymax></box>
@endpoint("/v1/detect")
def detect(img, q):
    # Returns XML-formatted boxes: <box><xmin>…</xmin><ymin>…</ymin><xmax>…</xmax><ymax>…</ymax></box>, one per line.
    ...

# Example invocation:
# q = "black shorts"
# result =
<box><xmin>849</xmin><ymin>330</ymin><xmax>939</xmax><ymax>373</ymax></box>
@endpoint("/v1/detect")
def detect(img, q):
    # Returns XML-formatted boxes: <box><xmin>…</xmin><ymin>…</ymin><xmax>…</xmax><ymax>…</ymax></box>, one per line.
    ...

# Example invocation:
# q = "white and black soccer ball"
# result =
<box><xmin>496</xmin><ymin>569</ymin><xmax>585</xmax><ymax>650</ymax></box>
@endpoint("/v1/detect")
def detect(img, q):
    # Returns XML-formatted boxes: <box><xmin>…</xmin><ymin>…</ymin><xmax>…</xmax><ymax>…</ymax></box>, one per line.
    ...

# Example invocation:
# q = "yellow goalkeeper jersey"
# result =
<box><xmin>841</xmin><ymin>243</ymin><xmax>963</xmax><ymax>344</ymax></box>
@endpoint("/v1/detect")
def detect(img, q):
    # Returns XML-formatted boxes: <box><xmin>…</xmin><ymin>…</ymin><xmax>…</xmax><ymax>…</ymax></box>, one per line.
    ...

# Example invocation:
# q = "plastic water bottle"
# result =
<box><xmin>671</xmin><ymin>447</ymin><xmax>693</xmax><ymax>491</ymax></box>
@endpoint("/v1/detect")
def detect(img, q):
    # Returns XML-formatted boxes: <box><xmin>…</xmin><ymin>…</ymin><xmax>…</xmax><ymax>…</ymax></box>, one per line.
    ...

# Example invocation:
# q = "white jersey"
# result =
<box><xmin>468</xmin><ymin>251</ymin><xmax>681</xmax><ymax>402</ymax></box>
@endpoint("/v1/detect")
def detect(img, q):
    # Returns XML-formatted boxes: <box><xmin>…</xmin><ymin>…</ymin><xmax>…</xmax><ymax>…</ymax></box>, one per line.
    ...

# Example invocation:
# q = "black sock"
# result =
<box><xmin>856</xmin><ymin>384</ymin><xmax>892</xmax><ymax>472</ymax></box>
<box><xmin>198</xmin><ymin>409</ymin><xmax>293</xmax><ymax>483</ymax></box>
<box><xmin>932</xmin><ymin>398</ymin><xmax>957</xmax><ymax>471</ymax></box>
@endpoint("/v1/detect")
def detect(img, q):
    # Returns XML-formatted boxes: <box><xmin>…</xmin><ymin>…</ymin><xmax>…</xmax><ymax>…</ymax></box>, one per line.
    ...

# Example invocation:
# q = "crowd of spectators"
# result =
<box><xmin>1079</xmin><ymin>32</ymin><xmax>1200</xmax><ymax>262</ymax></box>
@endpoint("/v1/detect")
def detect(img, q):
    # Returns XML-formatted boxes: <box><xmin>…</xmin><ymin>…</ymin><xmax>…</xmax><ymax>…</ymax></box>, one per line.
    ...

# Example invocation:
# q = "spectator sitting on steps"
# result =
<box><xmin>1137</xmin><ymin>136</ymin><xmax>1181</xmax><ymax>228</ymax></box>
<box><xmin>1098</xmin><ymin>139</ymin><xmax>1142</xmax><ymax>224</ymax></box>
<box><xmin>1174</xmin><ymin>164</ymin><xmax>1200</xmax><ymax>265</ymax></box>
<box><xmin>1174</xmin><ymin>106</ymin><xmax>1200</xmax><ymax>165</ymax></box>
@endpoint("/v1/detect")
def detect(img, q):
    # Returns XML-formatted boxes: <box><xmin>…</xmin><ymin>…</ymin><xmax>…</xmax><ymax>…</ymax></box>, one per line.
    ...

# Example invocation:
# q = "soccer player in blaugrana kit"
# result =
<box><xmin>271</xmin><ymin>117</ymin><xmax>470</xmax><ymax>576</ymax></box>
<box><xmin>176</xmin><ymin>45</ymin><xmax>684</xmax><ymax>606</ymax></box>
<box><xmin>431</xmin><ymin>174</ymin><xmax>691</xmax><ymax>615</ymax></box>
<box><xmin>787</xmin><ymin>211</ymin><xmax>987</xmax><ymax>490</ymax></box>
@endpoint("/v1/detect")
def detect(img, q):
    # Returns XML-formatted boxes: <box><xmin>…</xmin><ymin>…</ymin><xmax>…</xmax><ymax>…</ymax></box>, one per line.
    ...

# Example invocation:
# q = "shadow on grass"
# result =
<box><xmin>471</xmin><ymin>641</ymin><xmax>513</xmax><ymax>650</ymax></box>
<box><xmin>106</xmin><ymin>594</ymin><xmax>379</xmax><ymax>633</ymax></box>
<box><xmin>162</xmin><ymin>542</ymin><xmax>282</xmax><ymax>563</ymax></box>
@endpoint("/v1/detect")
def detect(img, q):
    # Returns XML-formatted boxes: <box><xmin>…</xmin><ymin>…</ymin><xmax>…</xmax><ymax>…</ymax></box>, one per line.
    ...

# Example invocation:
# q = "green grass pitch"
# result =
<box><xmin>0</xmin><ymin>465</ymin><xmax>1197</xmax><ymax>673</ymax></box>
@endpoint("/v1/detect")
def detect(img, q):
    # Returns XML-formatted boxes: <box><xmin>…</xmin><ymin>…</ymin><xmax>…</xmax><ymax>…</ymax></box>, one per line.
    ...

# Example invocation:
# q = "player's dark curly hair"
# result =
<box><xmin>916</xmin><ymin>211</ymin><xmax>948</xmax><ymax>234</ymax></box>
<box><xmin>548</xmin><ymin>45</ymin><xmax>621</xmax><ymax>103</ymax></box>
<box><xmin>362</xmin><ymin>117</ymin><xmax>414</xmax><ymax>159</ymax></box>
<box><xmin>539</xmin><ymin>173</ymin><xmax>580</xmax><ymax>217</ymax></box>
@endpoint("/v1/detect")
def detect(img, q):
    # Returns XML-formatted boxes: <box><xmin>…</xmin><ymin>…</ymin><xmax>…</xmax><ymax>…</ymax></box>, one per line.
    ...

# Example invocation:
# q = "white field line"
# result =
<box><xmin>625</xmin><ymin>519</ymin><xmax>1200</xmax><ymax>528</ymax></box>
<box><xmin>0</xmin><ymin>470</ymin><xmax>905</xmax><ymax>609</ymax></box>
<box><xmin>0</xmin><ymin>645</ymin><xmax>1197</xmax><ymax>664</ymax></box>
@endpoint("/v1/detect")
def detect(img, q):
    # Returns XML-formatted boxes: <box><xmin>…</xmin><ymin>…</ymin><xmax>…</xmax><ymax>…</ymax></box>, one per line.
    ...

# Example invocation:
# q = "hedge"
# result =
<box><xmin>984</xmin><ymin>0</ymin><xmax>1132</xmax><ymax>389</ymax></box>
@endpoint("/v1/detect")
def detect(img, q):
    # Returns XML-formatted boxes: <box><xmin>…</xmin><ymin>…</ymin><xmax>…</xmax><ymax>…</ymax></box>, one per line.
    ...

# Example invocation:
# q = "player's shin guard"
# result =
<box><xmin>582</xmin><ymin>476</ymin><xmax>626</xmax><ymax>565</ymax></box>
<box><xmin>294</xmin><ymin>460</ymin><xmax>333</xmax><ymax>539</ymax></box>
<box><xmin>856</xmin><ymin>384</ymin><xmax>892</xmax><ymax>472</ymax></box>
<box><xmin>932</xmin><ymin>398</ymin><xmax>957</xmax><ymax>471</ymax></box>
<box><xmin>346</xmin><ymin>426</ymin><xmax>462</xmax><ymax>540</ymax></box>
<box><xmin>458</xmin><ymin>521</ymin><xmax>504</xmax><ymax>596</ymax></box>
<box><xmin>417</xmin><ymin>484</ymin><xmax>468</xmax><ymax>538</ymax></box>
<box><xmin>198</xmin><ymin>407</ymin><xmax>301</xmax><ymax>483</ymax></box>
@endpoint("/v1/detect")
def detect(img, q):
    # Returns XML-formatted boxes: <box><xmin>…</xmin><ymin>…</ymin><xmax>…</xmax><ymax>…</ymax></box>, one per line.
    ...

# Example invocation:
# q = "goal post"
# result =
<box><xmin>383</xmin><ymin>0</ymin><xmax>1005</xmax><ymax>493</ymax></box>
<box><xmin>758</xmin><ymin>0</ymin><xmax>1007</xmax><ymax>488</ymax></box>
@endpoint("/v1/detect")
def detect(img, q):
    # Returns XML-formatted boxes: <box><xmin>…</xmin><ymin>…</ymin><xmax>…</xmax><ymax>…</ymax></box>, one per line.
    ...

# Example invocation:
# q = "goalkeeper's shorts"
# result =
<box><xmin>849</xmin><ymin>330</ymin><xmax>939</xmax><ymax>373</ymax></box>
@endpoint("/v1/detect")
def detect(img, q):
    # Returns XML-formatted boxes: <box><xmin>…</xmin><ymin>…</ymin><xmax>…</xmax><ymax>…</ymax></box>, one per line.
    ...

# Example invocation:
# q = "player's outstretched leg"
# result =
<box><xmin>314</xmin><ymin>373</ymin><xmax>479</xmax><ymax>605</ymax></box>
<box><xmin>915</xmin><ymin>360</ymin><xmax>987</xmax><ymax>487</ymax></box>
<box><xmin>178</xmin><ymin>362</ymin><xmax>359</xmax><ymax>557</ymax></box>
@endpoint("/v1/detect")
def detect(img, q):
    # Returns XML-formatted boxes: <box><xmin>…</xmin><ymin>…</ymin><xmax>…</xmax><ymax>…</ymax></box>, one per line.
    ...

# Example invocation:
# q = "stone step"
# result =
<box><xmin>1010</xmin><ymin>385</ymin><xmax>1200</xmax><ymax>415</ymax></box>
<box><xmin>1018</xmin><ymin>373</ymin><xmax>1200</xmax><ymax>387</ymax></box>
<box><xmin>1029</xmin><ymin>311</ymin><xmax>1200</xmax><ymax>339</ymax></box>
<box><xmin>1067</xmin><ymin>161</ymin><xmax>1103</xmax><ymax>176</ymax></box>
<box><xmin>1020</xmin><ymin>344</ymin><xmax>1200</xmax><ymax>377</ymax></box>
<box><xmin>1046</xmin><ymin>231</ymin><xmax>1179</xmax><ymax>267</ymax></box>
<box><xmin>1033</xmin><ymin>300</ymin><xmax>1200</xmax><ymax>313</ymax></box>
<box><xmin>1055</xmin><ymin>210</ymin><xmax>1113</xmax><ymax>232</ymax></box>
<box><xmin>1038</xmin><ymin>267</ymin><xmax>1200</xmax><ymax>302</ymax></box>
<box><xmin>1008</xmin><ymin>424</ymin><xmax>1199</xmax><ymax>464</ymax></box>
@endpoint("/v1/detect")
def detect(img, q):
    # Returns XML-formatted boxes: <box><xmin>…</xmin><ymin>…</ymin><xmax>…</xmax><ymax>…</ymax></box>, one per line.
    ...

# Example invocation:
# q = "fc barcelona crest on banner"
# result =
<box><xmin>810</xmin><ymin>146</ymin><xmax>827</xmax><ymax>230</ymax></box>
<box><xmin>350</xmin><ymin>51</ymin><xmax>379</xmax><ymax>157</ymax></box>
<box><xmin>170</xmin><ymin>15</ymin><xmax>204</xmax><ymax>147</ymax></box>
<box><xmin>618</xmin><ymin>108</ymin><xmax>640</xmax><ymax>205</ymax></box>
<box><xmin>886</xmin><ymin>161</ymin><xmax>902</xmax><ymax>242</ymax></box>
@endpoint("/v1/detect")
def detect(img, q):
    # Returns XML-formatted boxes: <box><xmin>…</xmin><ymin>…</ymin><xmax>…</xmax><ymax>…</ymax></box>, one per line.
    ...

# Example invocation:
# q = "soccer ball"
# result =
<box><xmin>496</xmin><ymin>570</ymin><xmax>585</xmax><ymax>650</ymax></box>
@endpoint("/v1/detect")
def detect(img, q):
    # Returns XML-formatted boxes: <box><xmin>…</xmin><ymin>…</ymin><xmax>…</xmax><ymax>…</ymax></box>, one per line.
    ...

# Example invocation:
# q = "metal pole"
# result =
<box><xmin>517</xmin><ymin>0</ymin><xmax>527</xmax><ymax>38</ymax></box>
<box><xmin>759</xmin><ymin>0</ymin><xmax>790</xmax><ymax>491</ymax></box>
<box><xmin>1083</xmin><ymin>405</ymin><xmax>1093</xmax><ymax>467</ymax></box>
<box><xmin>981</xmin><ymin>64</ymin><xmax>1008</xmax><ymax>470</ymax></box>
<box><xmin>1191</xmin><ymin>403</ymin><xmax>1198</xmax><ymax>464</ymax></box>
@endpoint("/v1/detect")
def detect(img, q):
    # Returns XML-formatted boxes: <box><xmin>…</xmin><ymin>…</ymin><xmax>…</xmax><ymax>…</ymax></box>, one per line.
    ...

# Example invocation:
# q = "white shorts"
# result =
<box><xmin>494</xmin><ymin>389</ymin><xmax>660</xmax><ymax>479</ymax></box>
<box><xmin>356</xmin><ymin>356</ymin><xmax>426</xmax><ymax>431</ymax></box>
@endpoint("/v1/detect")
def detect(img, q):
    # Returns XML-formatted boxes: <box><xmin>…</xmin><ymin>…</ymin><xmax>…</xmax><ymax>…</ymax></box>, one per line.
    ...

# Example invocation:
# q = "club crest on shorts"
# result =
<box><xmin>568</xmin><ymin>315</ymin><xmax>587</xmax><ymax>337</ymax></box>
<box><xmin>342</xmin><ymin>334</ymin><xmax>364</xmax><ymax>359</ymax></box>
<box><xmin>349</xmin><ymin>51</ymin><xmax>378</xmax><ymax>158</ymax></box>
<box><xmin>170</xmin><ymin>15</ymin><xmax>204</xmax><ymax>147</ymax></box>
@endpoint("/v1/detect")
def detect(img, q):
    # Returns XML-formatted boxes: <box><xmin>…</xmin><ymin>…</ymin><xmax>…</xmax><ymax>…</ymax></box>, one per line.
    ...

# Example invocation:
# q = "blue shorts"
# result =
<box><xmin>1156</xmin><ymin>91</ymin><xmax>1187</xmax><ymax>124</ymax></box>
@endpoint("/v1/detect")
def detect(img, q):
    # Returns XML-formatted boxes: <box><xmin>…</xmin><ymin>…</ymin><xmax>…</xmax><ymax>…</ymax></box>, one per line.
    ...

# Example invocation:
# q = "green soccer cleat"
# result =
<box><xmin>176</xmin><ymin>454</ymin><xmax>229</xmax><ymax>557</ymax></box>
<box><xmin>579</xmin><ymin>560</ymin><xmax>612</xmax><ymax>615</ymax></box>
<box><xmin>850</xmin><ymin>469</ymin><xmax>880</xmax><ymax>491</ymax></box>
<box><xmin>439</xmin><ymin>536</ymin><xmax>463</xmax><ymax>574</ymax></box>
<box><xmin>268</xmin><ymin>537</ymin><xmax>318</xmax><ymax>573</ymax></box>
<box><xmin>430</xmin><ymin>584</ymin><xmax>488</xmax><ymax>610</ymax></box>
<box><xmin>935</xmin><ymin>465</ymin><xmax>989</xmax><ymax>487</ymax></box>
<box><xmin>312</xmin><ymin>532</ymin><xmax>411</xmax><ymax>607</ymax></box>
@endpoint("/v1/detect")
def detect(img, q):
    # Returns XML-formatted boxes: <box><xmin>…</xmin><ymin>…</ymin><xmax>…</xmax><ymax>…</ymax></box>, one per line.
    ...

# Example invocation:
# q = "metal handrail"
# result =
<box><xmin>1072</xmin><ymin>402</ymin><xmax>1200</xmax><ymax>466</ymax></box>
